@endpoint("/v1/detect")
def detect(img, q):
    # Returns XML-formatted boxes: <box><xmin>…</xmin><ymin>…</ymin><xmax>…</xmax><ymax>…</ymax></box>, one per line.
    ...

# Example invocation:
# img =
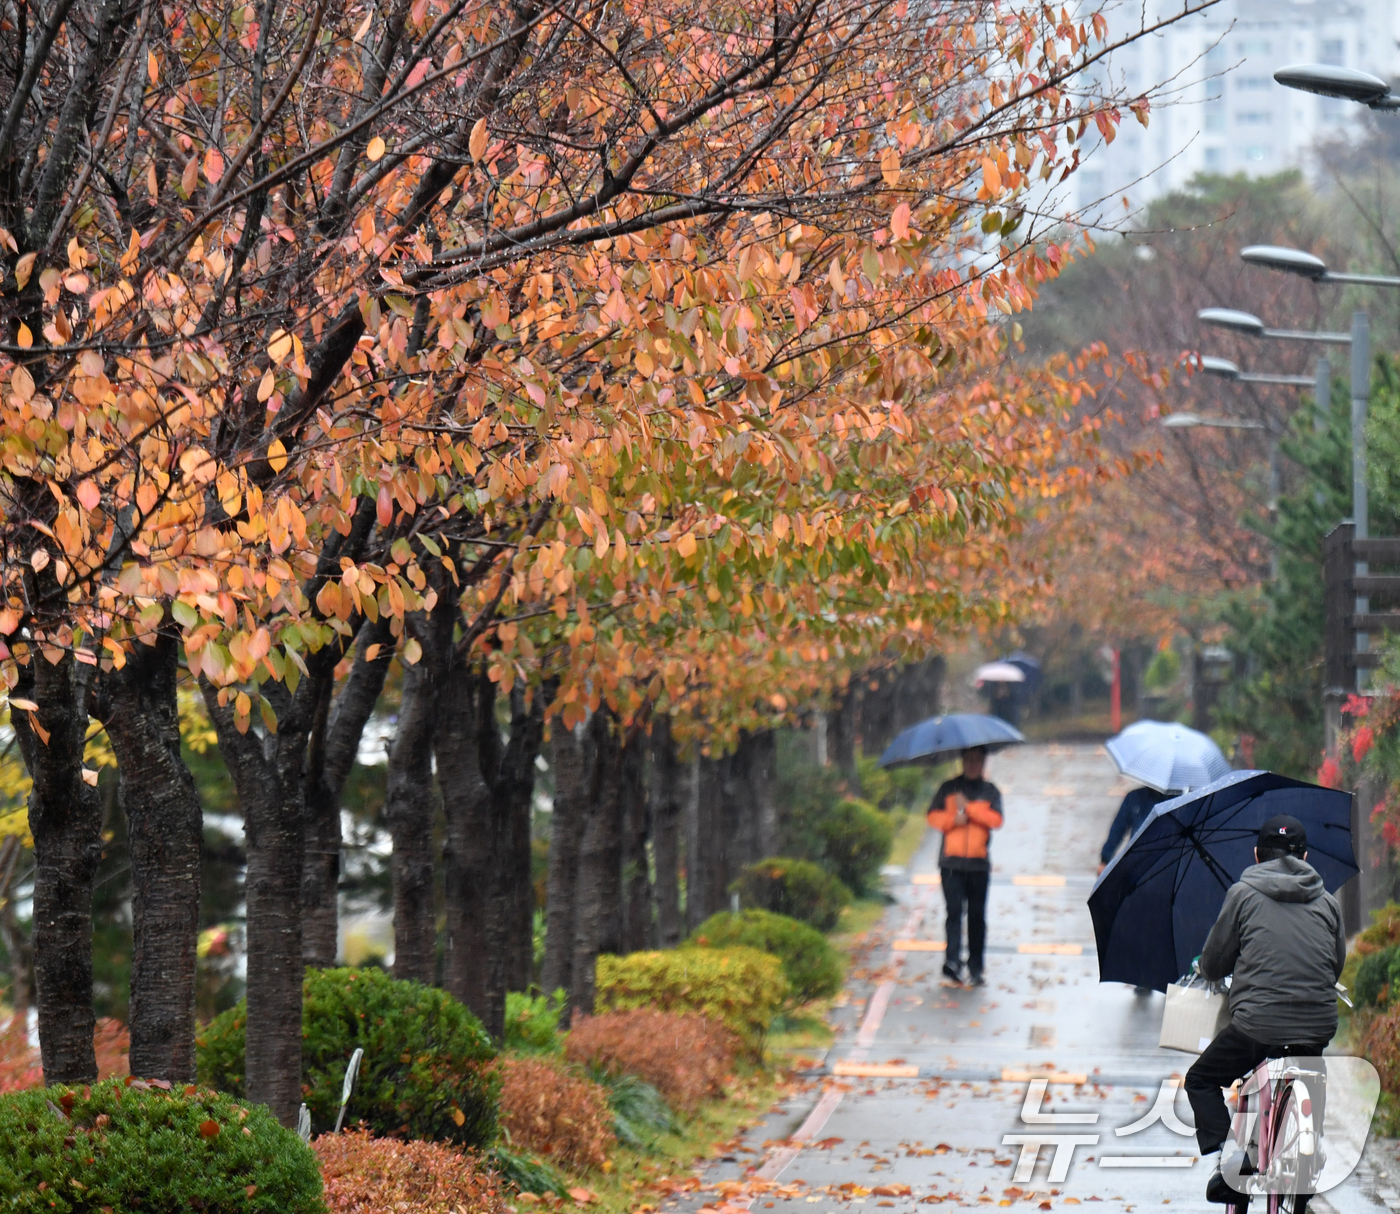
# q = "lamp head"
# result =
<box><xmin>1274</xmin><ymin>64</ymin><xmax>1392</xmax><ymax>105</ymax></box>
<box><xmin>1199</xmin><ymin>307</ymin><xmax>1266</xmax><ymax>336</ymax></box>
<box><xmin>1240</xmin><ymin>245</ymin><xmax>1329</xmax><ymax>278</ymax></box>
<box><xmin>1161</xmin><ymin>412</ymin><xmax>1204</xmax><ymax>428</ymax></box>
<box><xmin>1199</xmin><ymin>356</ymin><xmax>1242</xmax><ymax>379</ymax></box>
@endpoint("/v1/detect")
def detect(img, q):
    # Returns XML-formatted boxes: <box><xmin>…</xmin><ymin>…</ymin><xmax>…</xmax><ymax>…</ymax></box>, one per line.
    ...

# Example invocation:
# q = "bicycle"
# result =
<box><xmin>1219</xmin><ymin>987</ymin><xmax>1348</xmax><ymax>1214</ymax></box>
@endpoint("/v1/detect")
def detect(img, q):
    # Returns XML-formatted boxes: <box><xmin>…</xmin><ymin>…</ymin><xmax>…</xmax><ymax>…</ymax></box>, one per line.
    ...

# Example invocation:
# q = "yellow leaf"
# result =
<box><xmin>81</xmin><ymin>768</ymin><xmax>99</xmax><ymax>787</ymax></box>
<box><xmin>14</xmin><ymin>252</ymin><xmax>36</xmax><ymax>290</ymax></box>
<box><xmin>267</xmin><ymin>439</ymin><xmax>288</xmax><ymax>473</ymax></box>
<box><xmin>364</xmin><ymin>643</ymin><xmax>382</xmax><ymax>663</ymax></box>
<box><xmin>982</xmin><ymin>157</ymin><xmax>1002</xmax><ymax>193</ymax></box>
<box><xmin>880</xmin><ymin>145</ymin><xmax>901</xmax><ymax>187</ymax></box>
<box><xmin>403</xmin><ymin>637</ymin><xmax>423</xmax><ymax>665</ymax></box>
<box><xmin>676</xmin><ymin>532</ymin><xmax>697</xmax><ymax>558</ymax></box>
<box><xmin>257</xmin><ymin>368</ymin><xmax>276</xmax><ymax>402</ymax></box>
<box><xmin>16</xmin><ymin>323</ymin><xmax>31</xmax><ymax>349</ymax></box>
<box><xmin>367</xmin><ymin>136</ymin><xmax>386</xmax><ymax>162</ymax></box>
<box><xmin>469</xmin><ymin>118</ymin><xmax>489</xmax><ymax>162</ymax></box>
<box><xmin>267</xmin><ymin>330</ymin><xmax>293</xmax><ymax>364</ymax></box>
<box><xmin>8</xmin><ymin>698</ymin><xmax>37</xmax><ymax>711</ymax></box>
<box><xmin>451</xmin><ymin>1106</ymin><xmax>466</xmax><ymax>1127</ymax></box>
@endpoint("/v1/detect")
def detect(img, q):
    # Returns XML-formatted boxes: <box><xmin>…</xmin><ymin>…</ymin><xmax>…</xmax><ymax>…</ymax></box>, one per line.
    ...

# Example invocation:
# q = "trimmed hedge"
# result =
<box><xmin>0</xmin><ymin>1077</ymin><xmax>324</xmax><ymax>1214</ymax></box>
<box><xmin>595</xmin><ymin>947</ymin><xmax>787</xmax><ymax>1057</ymax></box>
<box><xmin>686</xmin><ymin>909</ymin><xmax>844</xmax><ymax>1006</ymax></box>
<box><xmin>197</xmin><ymin>967</ymin><xmax>498</xmax><ymax>1146</ymax></box>
<box><xmin>731</xmin><ymin>857</ymin><xmax>852</xmax><ymax>931</ymax></box>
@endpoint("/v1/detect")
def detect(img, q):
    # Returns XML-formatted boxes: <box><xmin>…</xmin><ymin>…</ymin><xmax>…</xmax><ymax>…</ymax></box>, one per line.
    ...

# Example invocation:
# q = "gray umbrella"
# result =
<box><xmin>1105</xmin><ymin>719</ymin><xmax>1231</xmax><ymax>793</ymax></box>
<box><xmin>877</xmin><ymin>712</ymin><xmax>1025</xmax><ymax>767</ymax></box>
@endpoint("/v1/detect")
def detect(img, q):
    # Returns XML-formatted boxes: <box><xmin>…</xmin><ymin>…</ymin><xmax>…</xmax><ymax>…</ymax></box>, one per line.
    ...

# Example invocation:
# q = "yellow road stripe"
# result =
<box><xmin>893</xmin><ymin>940</ymin><xmax>946</xmax><ymax>951</ymax></box>
<box><xmin>1013</xmin><ymin>874</ymin><xmax>1067</xmax><ymax>887</ymax></box>
<box><xmin>1017</xmin><ymin>943</ymin><xmax>1083</xmax><ymax>955</ymax></box>
<box><xmin>911</xmin><ymin>873</ymin><xmax>942</xmax><ymax>885</ymax></box>
<box><xmin>833</xmin><ymin>1062</ymin><xmax>921</xmax><ymax>1078</ymax></box>
<box><xmin>1001</xmin><ymin>1068</ymin><xmax>1088</xmax><ymax>1084</ymax></box>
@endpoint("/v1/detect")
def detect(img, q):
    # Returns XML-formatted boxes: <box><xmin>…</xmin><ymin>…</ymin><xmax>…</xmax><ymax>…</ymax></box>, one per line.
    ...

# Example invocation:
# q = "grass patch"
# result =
<box><xmin>830</xmin><ymin>897</ymin><xmax>886</xmax><ymax>943</ymax></box>
<box><xmin>766</xmin><ymin>1009</ymin><xmax>835</xmax><ymax>1070</ymax></box>
<box><xmin>568</xmin><ymin>1068</ymin><xmax>783</xmax><ymax>1214</ymax></box>
<box><xmin>887</xmin><ymin>812</ymin><xmax>927</xmax><ymax>868</ymax></box>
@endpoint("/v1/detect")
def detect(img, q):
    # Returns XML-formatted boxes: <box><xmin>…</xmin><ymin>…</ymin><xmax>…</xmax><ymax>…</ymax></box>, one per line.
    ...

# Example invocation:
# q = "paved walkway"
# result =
<box><xmin>664</xmin><ymin>743</ymin><xmax>1395</xmax><ymax>1214</ymax></box>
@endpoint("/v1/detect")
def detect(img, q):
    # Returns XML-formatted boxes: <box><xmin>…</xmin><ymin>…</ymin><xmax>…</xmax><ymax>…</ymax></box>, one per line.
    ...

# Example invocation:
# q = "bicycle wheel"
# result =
<box><xmin>1269</xmin><ymin>1082</ymin><xmax>1312</xmax><ymax>1214</ymax></box>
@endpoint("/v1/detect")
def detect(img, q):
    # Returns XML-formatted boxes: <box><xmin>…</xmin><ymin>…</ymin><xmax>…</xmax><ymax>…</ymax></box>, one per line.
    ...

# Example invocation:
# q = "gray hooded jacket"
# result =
<box><xmin>1199</xmin><ymin>856</ymin><xmax>1346</xmax><ymax>1045</ymax></box>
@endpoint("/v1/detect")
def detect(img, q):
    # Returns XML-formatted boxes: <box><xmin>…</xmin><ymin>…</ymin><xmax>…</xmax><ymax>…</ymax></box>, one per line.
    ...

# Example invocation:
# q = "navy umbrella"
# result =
<box><xmin>877</xmin><ymin>712</ymin><xmax>1025</xmax><ymax>768</ymax></box>
<box><xmin>1088</xmin><ymin>769</ymin><xmax>1356</xmax><ymax>992</ymax></box>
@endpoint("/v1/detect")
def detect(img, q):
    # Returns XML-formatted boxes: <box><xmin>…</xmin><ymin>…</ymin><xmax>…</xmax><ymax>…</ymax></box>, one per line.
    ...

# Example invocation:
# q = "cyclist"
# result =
<box><xmin>1184</xmin><ymin>814</ymin><xmax>1346</xmax><ymax>1204</ymax></box>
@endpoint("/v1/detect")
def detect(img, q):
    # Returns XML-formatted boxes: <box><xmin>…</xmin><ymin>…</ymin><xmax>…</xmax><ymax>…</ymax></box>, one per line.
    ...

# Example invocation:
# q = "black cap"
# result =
<box><xmin>1258</xmin><ymin>814</ymin><xmax>1307</xmax><ymax>853</ymax></box>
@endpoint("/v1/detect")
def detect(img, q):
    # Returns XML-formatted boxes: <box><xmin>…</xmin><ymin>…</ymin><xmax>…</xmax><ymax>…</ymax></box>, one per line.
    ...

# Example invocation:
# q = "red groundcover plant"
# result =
<box><xmin>315</xmin><ymin>1131</ymin><xmax>510</xmax><ymax>1214</ymax></box>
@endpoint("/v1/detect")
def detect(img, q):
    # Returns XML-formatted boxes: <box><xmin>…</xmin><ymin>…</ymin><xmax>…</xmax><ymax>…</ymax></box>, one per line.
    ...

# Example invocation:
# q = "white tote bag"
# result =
<box><xmin>1159</xmin><ymin>974</ymin><xmax>1230</xmax><ymax>1054</ymax></box>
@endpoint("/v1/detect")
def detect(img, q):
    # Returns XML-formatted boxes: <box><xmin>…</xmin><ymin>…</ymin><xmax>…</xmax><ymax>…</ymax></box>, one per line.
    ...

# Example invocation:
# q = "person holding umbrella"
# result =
<box><xmin>1184</xmin><ymin>815</ymin><xmax>1345</xmax><ymax>1205</ymax></box>
<box><xmin>927</xmin><ymin>746</ymin><xmax>1004</xmax><ymax>987</ymax></box>
<box><xmin>1098</xmin><ymin>785</ymin><xmax>1178</xmax><ymax>873</ymax></box>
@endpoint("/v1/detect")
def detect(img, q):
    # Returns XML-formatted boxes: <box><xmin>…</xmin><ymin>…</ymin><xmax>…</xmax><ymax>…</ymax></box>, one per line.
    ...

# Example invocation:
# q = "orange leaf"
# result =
<box><xmin>199</xmin><ymin>1119</ymin><xmax>220</xmax><ymax>1138</ymax></box>
<box><xmin>203</xmin><ymin>147</ymin><xmax>224</xmax><ymax>184</ymax></box>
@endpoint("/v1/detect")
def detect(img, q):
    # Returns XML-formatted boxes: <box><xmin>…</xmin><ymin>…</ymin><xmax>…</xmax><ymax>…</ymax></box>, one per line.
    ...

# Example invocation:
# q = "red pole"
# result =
<box><xmin>1110</xmin><ymin>646</ymin><xmax>1121</xmax><ymax>733</ymax></box>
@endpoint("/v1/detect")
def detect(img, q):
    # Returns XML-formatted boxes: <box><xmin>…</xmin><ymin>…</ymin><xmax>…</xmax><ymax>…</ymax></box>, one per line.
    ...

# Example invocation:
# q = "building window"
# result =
<box><xmin>1236</xmin><ymin>112</ymin><xmax>1272</xmax><ymax>125</ymax></box>
<box><xmin>1205</xmin><ymin>106</ymin><xmax>1225</xmax><ymax>131</ymax></box>
<box><xmin>1321</xmin><ymin>38</ymin><xmax>1345</xmax><ymax>65</ymax></box>
<box><xmin>1205</xmin><ymin>147</ymin><xmax>1223</xmax><ymax>168</ymax></box>
<box><xmin>1236</xmin><ymin>76</ymin><xmax>1271</xmax><ymax>89</ymax></box>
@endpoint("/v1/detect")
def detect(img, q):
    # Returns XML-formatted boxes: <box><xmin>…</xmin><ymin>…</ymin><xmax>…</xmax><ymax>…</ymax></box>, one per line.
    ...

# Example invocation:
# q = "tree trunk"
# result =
<box><xmin>828</xmin><ymin>692</ymin><xmax>858</xmax><ymax>776</ymax></box>
<box><xmin>619</xmin><ymin>733</ymin><xmax>650</xmax><ymax>954</ymax></box>
<box><xmin>99</xmin><ymin>632</ymin><xmax>202</xmax><ymax>1082</ymax></box>
<box><xmin>438</xmin><ymin>663</ymin><xmax>504</xmax><ymax>1031</ymax></box>
<box><xmin>568</xmin><ymin>710</ymin><xmax>622</xmax><ymax>1020</ymax></box>
<box><xmin>503</xmin><ymin>685</ymin><xmax>546</xmax><ymax>992</ymax></box>
<box><xmin>683</xmin><ymin>754</ymin><xmax>705</xmax><ymax>933</ymax></box>
<box><xmin>439</xmin><ymin>667</ymin><xmax>545</xmax><ymax>1039</ymax></box>
<box><xmin>541</xmin><ymin>721</ymin><xmax>586</xmax><ymax>1004</ymax></box>
<box><xmin>385</xmin><ymin>587</ymin><xmax>455</xmax><ymax>984</ymax></box>
<box><xmin>201</xmin><ymin>496</ymin><xmax>378</xmax><ymax>1126</ymax></box>
<box><xmin>648</xmin><ymin>718</ymin><xmax>682</xmax><ymax>948</ymax></box>
<box><xmin>13</xmin><ymin>651</ymin><xmax>102</xmax><ymax>1084</ymax></box>
<box><xmin>302</xmin><ymin>617</ymin><xmax>394</xmax><ymax>967</ymax></box>
<box><xmin>748</xmin><ymin>731</ymin><xmax>779</xmax><ymax>858</ymax></box>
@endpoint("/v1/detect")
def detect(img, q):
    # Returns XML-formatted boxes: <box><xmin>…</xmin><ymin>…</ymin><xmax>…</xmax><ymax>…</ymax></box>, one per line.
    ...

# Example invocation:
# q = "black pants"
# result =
<box><xmin>941</xmin><ymin>866</ymin><xmax>989</xmax><ymax>978</ymax></box>
<box><xmin>1185</xmin><ymin>1022</ymin><xmax>1330</xmax><ymax>1154</ymax></box>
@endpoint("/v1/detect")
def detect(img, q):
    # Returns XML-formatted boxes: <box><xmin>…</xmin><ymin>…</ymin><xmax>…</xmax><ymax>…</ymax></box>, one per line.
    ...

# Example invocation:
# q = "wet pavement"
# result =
<box><xmin>663</xmin><ymin>743</ymin><xmax>1396</xmax><ymax>1214</ymax></box>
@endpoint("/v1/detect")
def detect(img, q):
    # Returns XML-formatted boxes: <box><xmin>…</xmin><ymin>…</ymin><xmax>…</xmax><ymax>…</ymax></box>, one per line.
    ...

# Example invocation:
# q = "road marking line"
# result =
<box><xmin>893</xmin><ymin>939</ymin><xmax>946</xmax><ymax>951</ymax></box>
<box><xmin>1013</xmin><ymin>874</ymin><xmax>1067</xmax><ymax>887</ymax></box>
<box><xmin>832</xmin><ymin>1062</ymin><xmax>921</xmax><ymax>1078</ymax></box>
<box><xmin>1001</xmin><ymin>1069</ymin><xmax>1088</xmax><ymax>1085</ymax></box>
<box><xmin>1017</xmin><ymin>943</ymin><xmax>1083</xmax><ymax>955</ymax></box>
<box><xmin>747</xmin><ymin>887</ymin><xmax>935</xmax><ymax>1190</ymax></box>
<box><xmin>1097</xmin><ymin>1157</ymin><xmax>1194</xmax><ymax>1168</ymax></box>
<box><xmin>912</xmin><ymin>873</ymin><xmax>942</xmax><ymax>885</ymax></box>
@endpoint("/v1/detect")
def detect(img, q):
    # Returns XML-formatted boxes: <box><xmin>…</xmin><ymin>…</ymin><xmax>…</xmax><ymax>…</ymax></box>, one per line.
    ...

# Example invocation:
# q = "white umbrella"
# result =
<box><xmin>971</xmin><ymin>661</ymin><xmax>1026</xmax><ymax>686</ymax></box>
<box><xmin>1105</xmin><ymin>719</ymin><xmax>1232</xmax><ymax>794</ymax></box>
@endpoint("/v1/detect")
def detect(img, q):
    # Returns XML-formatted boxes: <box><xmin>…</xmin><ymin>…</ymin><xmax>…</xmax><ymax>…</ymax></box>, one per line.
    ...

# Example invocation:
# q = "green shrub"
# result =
<box><xmin>1356</xmin><ymin>945</ymin><xmax>1400</xmax><ymax>1009</ymax></box>
<box><xmin>731</xmin><ymin>857</ymin><xmax>852</xmax><ymax>931</ymax></box>
<box><xmin>816</xmin><ymin>797</ymin><xmax>894</xmax><ymax>894</ymax></box>
<box><xmin>594</xmin><ymin>1072</ymin><xmax>677</xmax><ymax>1151</ymax></box>
<box><xmin>595</xmin><ymin>948</ymin><xmax>787</xmax><ymax>1058</ymax></box>
<box><xmin>0</xmin><ymin>1077</ymin><xmax>324</xmax><ymax>1214</ymax></box>
<box><xmin>197</xmin><ymin>967</ymin><xmax>498</xmax><ymax>1146</ymax></box>
<box><xmin>686</xmin><ymin>910</ymin><xmax>844</xmax><ymax>1006</ymax></box>
<box><xmin>504</xmin><ymin>989</ymin><xmax>566</xmax><ymax>1054</ymax></box>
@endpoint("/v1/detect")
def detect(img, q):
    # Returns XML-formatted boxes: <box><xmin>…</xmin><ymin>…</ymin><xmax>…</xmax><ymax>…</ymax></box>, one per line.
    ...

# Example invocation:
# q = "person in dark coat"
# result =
<box><xmin>1184</xmin><ymin>815</ymin><xmax>1346</xmax><ymax>1205</ymax></box>
<box><xmin>1098</xmin><ymin>785</ymin><xmax>1178</xmax><ymax>873</ymax></box>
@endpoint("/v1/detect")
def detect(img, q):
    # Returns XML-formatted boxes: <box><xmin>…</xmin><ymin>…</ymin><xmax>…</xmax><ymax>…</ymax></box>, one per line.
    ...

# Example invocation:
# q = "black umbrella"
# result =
<box><xmin>1088</xmin><ymin>769</ymin><xmax>1356</xmax><ymax>992</ymax></box>
<box><xmin>877</xmin><ymin>712</ymin><xmax>1025</xmax><ymax>767</ymax></box>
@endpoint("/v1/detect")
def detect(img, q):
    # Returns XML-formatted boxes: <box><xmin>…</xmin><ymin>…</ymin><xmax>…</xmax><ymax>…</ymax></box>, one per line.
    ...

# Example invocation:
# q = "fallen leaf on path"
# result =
<box><xmin>873</xmin><ymin>1186</ymin><xmax>912</xmax><ymax>1197</ymax></box>
<box><xmin>815</xmin><ymin>1138</ymin><xmax>844</xmax><ymax>1149</ymax></box>
<box><xmin>568</xmin><ymin>1189</ymin><xmax>595</xmax><ymax>1205</ymax></box>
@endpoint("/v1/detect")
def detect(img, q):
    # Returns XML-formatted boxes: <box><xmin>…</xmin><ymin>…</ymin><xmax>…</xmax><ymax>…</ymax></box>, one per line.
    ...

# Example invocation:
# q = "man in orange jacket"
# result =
<box><xmin>926</xmin><ymin>746</ymin><xmax>1004</xmax><ymax>987</ymax></box>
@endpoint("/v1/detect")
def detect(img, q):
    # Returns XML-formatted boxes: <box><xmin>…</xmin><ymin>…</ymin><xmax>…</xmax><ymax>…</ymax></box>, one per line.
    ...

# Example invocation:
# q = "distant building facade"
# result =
<box><xmin>1075</xmin><ymin>0</ymin><xmax>1400</xmax><ymax>213</ymax></box>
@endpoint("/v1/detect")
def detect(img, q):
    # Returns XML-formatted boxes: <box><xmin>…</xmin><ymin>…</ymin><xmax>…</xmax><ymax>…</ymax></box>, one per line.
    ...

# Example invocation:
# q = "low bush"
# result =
<box><xmin>595</xmin><ymin>948</ymin><xmax>785</xmax><ymax>1057</ymax></box>
<box><xmin>731</xmin><ymin>857</ymin><xmax>852</xmax><ymax>931</ymax></box>
<box><xmin>815</xmin><ymin>797</ymin><xmax>894</xmax><ymax>895</ymax></box>
<box><xmin>197</xmin><ymin>967</ymin><xmax>498</xmax><ymax>1147</ymax></box>
<box><xmin>1355</xmin><ymin>945</ymin><xmax>1400</xmax><ymax>1009</ymax></box>
<box><xmin>596</xmin><ymin>1071</ymin><xmax>677</xmax><ymax>1150</ymax></box>
<box><xmin>504</xmin><ymin>989</ymin><xmax>565</xmax><ymax>1054</ymax></box>
<box><xmin>0</xmin><ymin>1076</ymin><xmax>324</xmax><ymax>1213</ymax></box>
<box><xmin>486</xmin><ymin>1143</ymin><xmax>567</xmax><ymax>1197</ymax></box>
<box><xmin>565</xmin><ymin>1008</ymin><xmax>738</xmax><ymax>1112</ymax></box>
<box><xmin>686</xmin><ymin>910</ymin><xmax>844</xmax><ymax>1007</ymax></box>
<box><xmin>316</xmin><ymin>1130</ymin><xmax>510</xmax><ymax>1214</ymax></box>
<box><xmin>495</xmin><ymin>1055</ymin><xmax>614</xmax><ymax>1171</ymax></box>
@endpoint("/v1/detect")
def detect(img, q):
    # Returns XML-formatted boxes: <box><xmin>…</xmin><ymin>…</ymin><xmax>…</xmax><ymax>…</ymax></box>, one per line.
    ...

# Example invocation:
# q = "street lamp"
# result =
<box><xmin>1195</xmin><ymin>355</ymin><xmax>1313</xmax><ymax>388</ymax></box>
<box><xmin>1241</xmin><ymin>246</ymin><xmax>1390</xmax><ymax>686</ymax></box>
<box><xmin>1197</xmin><ymin>307</ymin><xmax>1352</xmax><ymax>345</ymax></box>
<box><xmin>1273</xmin><ymin>64</ymin><xmax>1400</xmax><ymax>111</ymax></box>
